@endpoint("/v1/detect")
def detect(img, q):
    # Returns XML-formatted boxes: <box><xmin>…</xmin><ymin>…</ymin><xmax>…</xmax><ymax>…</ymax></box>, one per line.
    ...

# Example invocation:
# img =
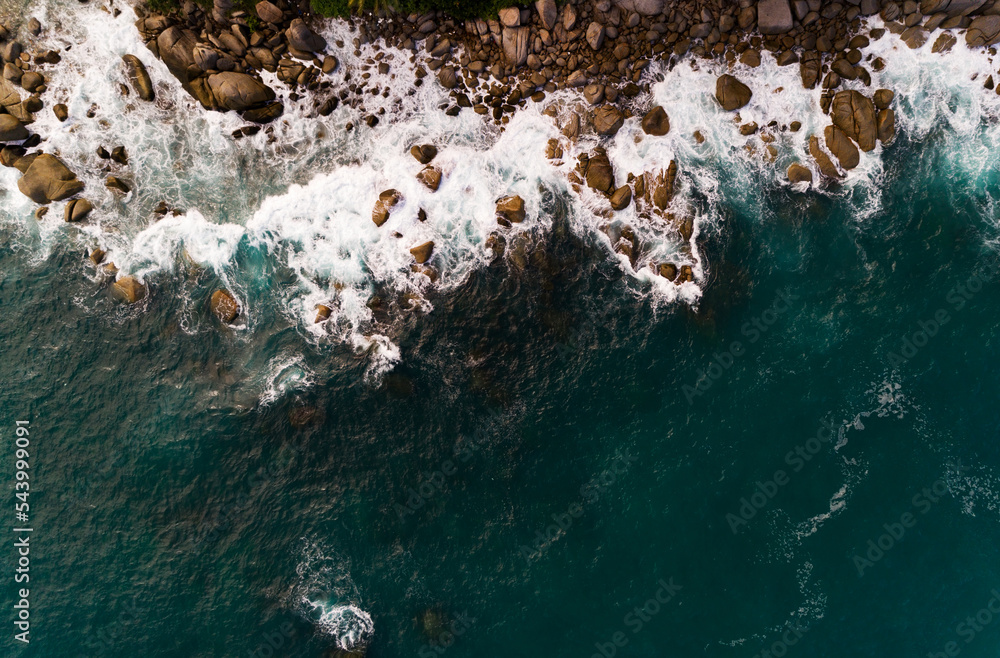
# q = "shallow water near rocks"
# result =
<box><xmin>2</xmin><ymin>2</ymin><xmax>1000</xmax><ymax>657</ymax></box>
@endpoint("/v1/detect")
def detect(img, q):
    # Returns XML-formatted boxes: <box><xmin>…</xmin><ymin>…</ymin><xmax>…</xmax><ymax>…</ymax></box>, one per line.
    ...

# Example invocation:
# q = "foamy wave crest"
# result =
<box><xmin>291</xmin><ymin>538</ymin><xmax>373</xmax><ymax>650</ymax></box>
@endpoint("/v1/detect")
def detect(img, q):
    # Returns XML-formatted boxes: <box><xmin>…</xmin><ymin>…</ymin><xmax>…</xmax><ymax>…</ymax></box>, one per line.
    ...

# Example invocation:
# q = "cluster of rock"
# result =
<box><xmin>133</xmin><ymin>0</ymin><xmax>342</xmax><ymax>124</ymax></box>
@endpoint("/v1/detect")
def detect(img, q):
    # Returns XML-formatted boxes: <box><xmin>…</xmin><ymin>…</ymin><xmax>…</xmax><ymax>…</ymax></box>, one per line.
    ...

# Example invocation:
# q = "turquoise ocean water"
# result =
<box><xmin>2</xmin><ymin>3</ymin><xmax>1000</xmax><ymax>657</ymax></box>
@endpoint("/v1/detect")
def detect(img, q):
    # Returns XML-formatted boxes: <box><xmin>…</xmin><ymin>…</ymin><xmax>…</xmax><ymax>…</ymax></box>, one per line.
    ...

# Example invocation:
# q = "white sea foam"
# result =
<box><xmin>5</xmin><ymin>3</ymin><xmax>1000</xmax><ymax>372</ymax></box>
<box><xmin>292</xmin><ymin>538</ymin><xmax>374</xmax><ymax>650</ymax></box>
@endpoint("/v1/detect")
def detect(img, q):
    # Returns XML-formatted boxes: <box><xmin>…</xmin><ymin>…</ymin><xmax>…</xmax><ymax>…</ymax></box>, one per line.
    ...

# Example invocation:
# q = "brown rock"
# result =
<box><xmin>716</xmin><ymin>74</ymin><xmax>752</xmax><ymax>111</ymax></box>
<box><xmin>411</xmin><ymin>144</ymin><xmax>438</xmax><ymax>164</ymax></box>
<box><xmin>610</xmin><ymin>185</ymin><xmax>632</xmax><ymax>210</ymax></box>
<box><xmin>314</xmin><ymin>304</ymin><xmax>331</xmax><ymax>323</ymax></box>
<box><xmin>417</xmin><ymin>166</ymin><xmax>442</xmax><ymax>191</ymax></box>
<box><xmin>831</xmin><ymin>90</ymin><xmax>877</xmax><ymax>152</ymax></box>
<box><xmin>207</xmin><ymin>72</ymin><xmax>275</xmax><ymax>112</ymax></box>
<box><xmin>286</xmin><ymin>18</ymin><xmax>326</xmax><ymax>53</ymax></box>
<box><xmin>877</xmin><ymin>109</ymin><xmax>896</xmax><ymax>144</ymax></box>
<box><xmin>641</xmin><ymin>106</ymin><xmax>670</xmax><ymax>136</ymax></box>
<box><xmin>586</xmin><ymin>22</ymin><xmax>606</xmax><ymax>51</ymax></box>
<box><xmin>496</xmin><ymin>195</ymin><xmax>526</xmax><ymax>224</ymax></box>
<box><xmin>122</xmin><ymin>54</ymin><xmax>155</xmax><ymax>101</ymax></box>
<box><xmin>372</xmin><ymin>189</ymin><xmax>402</xmax><ymax>227</ymax></box>
<box><xmin>825</xmin><ymin>125</ymin><xmax>860</xmax><ymax>170</ymax></box>
<box><xmin>809</xmin><ymin>135</ymin><xmax>843</xmax><ymax>179</ymax></box>
<box><xmin>64</xmin><ymin>198</ymin><xmax>93</xmax><ymax>222</ymax></box>
<box><xmin>0</xmin><ymin>114</ymin><xmax>27</xmax><ymax>142</ymax></box>
<box><xmin>584</xmin><ymin>149</ymin><xmax>615</xmax><ymax>194</ymax></box>
<box><xmin>873</xmin><ymin>89</ymin><xmax>895</xmax><ymax>110</ymax></box>
<box><xmin>112</xmin><ymin>276</ymin><xmax>146</xmax><ymax>304</ymax></box>
<box><xmin>786</xmin><ymin>162</ymin><xmax>813</xmax><ymax>183</ymax></box>
<box><xmin>409</xmin><ymin>241</ymin><xmax>434</xmax><ymax>264</ymax></box>
<box><xmin>255</xmin><ymin>0</ymin><xmax>282</xmax><ymax>23</ymax></box>
<box><xmin>17</xmin><ymin>154</ymin><xmax>84</xmax><ymax>204</ymax></box>
<box><xmin>658</xmin><ymin>262</ymin><xmax>678</xmax><ymax>280</ymax></box>
<box><xmin>211</xmin><ymin>289</ymin><xmax>240</xmax><ymax>323</ymax></box>
<box><xmin>593</xmin><ymin>105</ymin><xmax>625</xmax><ymax>136</ymax></box>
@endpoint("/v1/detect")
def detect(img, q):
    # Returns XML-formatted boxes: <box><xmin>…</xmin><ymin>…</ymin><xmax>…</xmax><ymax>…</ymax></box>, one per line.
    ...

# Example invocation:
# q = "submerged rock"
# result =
<box><xmin>112</xmin><ymin>276</ymin><xmax>146</xmax><ymax>304</ymax></box>
<box><xmin>211</xmin><ymin>289</ymin><xmax>240</xmax><ymax>323</ymax></box>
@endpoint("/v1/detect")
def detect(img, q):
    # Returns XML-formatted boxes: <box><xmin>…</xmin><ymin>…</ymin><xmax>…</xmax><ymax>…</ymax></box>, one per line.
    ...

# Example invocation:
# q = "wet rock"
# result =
<box><xmin>873</xmin><ymin>89</ymin><xmax>895</xmax><ymax>110</ymax></box>
<box><xmin>3</xmin><ymin>62</ymin><xmax>21</xmax><ymax>84</ymax></box>
<box><xmin>496</xmin><ymin>195</ymin><xmax>526</xmax><ymax>224</ymax></box>
<box><xmin>831</xmin><ymin>90</ymin><xmax>877</xmax><ymax>152</ymax></box>
<box><xmin>0</xmin><ymin>114</ymin><xmax>28</xmax><ymax>142</ymax></box>
<box><xmin>809</xmin><ymin>134</ymin><xmax>843</xmax><ymax>179</ymax></box>
<box><xmin>211</xmin><ymin>289</ymin><xmax>240</xmax><ymax>323</ymax></box>
<box><xmin>20</xmin><ymin>71</ymin><xmax>43</xmax><ymax>93</ymax></box>
<box><xmin>740</xmin><ymin>49</ymin><xmax>762</xmax><ymax>67</ymax></box>
<box><xmin>242</xmin><ymin>102</ymin><xmax>284</xmax><ymax>124</ymax></box>
<box><xmin>17</xmin><ymin>154</ymin><xmax>84</xmax><ymax>203</ymax></box>
<box><xmin>584</xmin><ymin>149</ymin><xmax>615</xmax><ymax>193</ymax></box>
<box><xmin>438</xmin><ymin>66</ymin><xmax>458</xmax><ymax>89</ymax></box>
<box><xmin>409</xmin><ymin>241</ymin><xmax>434</xmax><ymax>263</ymax></box>
<box><xmin>207</xmin><ymin>72</ymin><xmax>275</xmax><ymax>112</ymax></box>
<box><xmin>314</xmin><ymin>304</ymin><xmax>331</xmax><ymax>323</ymax></box>
<box><xmin>417</xmin><ymin>166</ymin><xmax>442</xmax><ymax>191</ymax></box>
<box><xmin>787</xmin><ymin>162</ymin><xmax>813</xmax><ymax>183</ymax></box>
<box><xmin>112</xmin><ymin>276</ymin><xmax>146</xmax><ymax>304</ymax></box>
<box><xmin>716</xmin><ymin>74</ymin><xmax>752</xmax><ymax>111</ymax></box>
<box><xmin>111</xmin><ymin>146</ymin><xmax>128</xmax><ymax>165</ymax></box>
<box><xmin>759</xmin><ymin>0</ymin><xmax>794</xmax><ymax>34</ymax></box>
<box><xmin>877</xmin><ymin>108</ymin><xmax>896</xmax><ymax>144</ymax></box>
<box><xmin>641</xmin><ymin>106</ymin><xmax>670</xmax><ymax>136</ymax></box>
<box><xmin>657</xmin><ymin>262</ymin><xmax>678</xmax><ymax>280</ymax></box>
<box><xmin>106</xmin><ymin>176</ymin><xmax>131</xmax><ymax>194</ymax></box>
<box><xmin>825</xmin><ymin>125</ymin><xmax>860</xmax><ymax>170</ymax></box>
<box><xmin>410</xmin><ymin>144</ymin><xmax>438</xmax><ymax>164</ymax></box>
<box><xmin>584</xmin><ymin>84</ymin><xmax>605</xmax><ymax>105</ymax></box>
<box><xmin>286</xmin><ymin>18</ymin><xmax>326</xmax><ymax>53</ymax></box>
<box><xmin>932</xmin><ymin>32</ymin><xmax>957</xmax><ymax>52</ymax></box>
<box><xmin>53</xmin><ymin>103</ymin><xmax>68</xmax><ymax>121</ymax></box>
<box><xmin>372</xmin><ymin>189</ymin><xmax>402</xmax><ymax>227</ymax></box>
<box><xmin>89</xmin><ymin>248</ymin><xmax>106</xmax><ymax>265</ymax></box>
<box><xmin>64</xmin><ymin>198</ymin><xmax>93</xmax><ymax>222</ymax></box>
<box><xmin>800</xmin><ymin>52</ymin><xmax>821</xmax><ymax>89</ymax></box>
<box><xmin>593</xmin><ymin>105</ymin><xmax>625</xmax><ymax>136</ymax></box>
<box><xmin>610</xmin><ymin>185</ymin><xmax>632</xmax><ymax>210</ymax></box>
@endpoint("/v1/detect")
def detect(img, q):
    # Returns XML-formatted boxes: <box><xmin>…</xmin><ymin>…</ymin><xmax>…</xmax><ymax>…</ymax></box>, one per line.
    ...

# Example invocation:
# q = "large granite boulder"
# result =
<box><xmin>535</xmin><ymin>0</ymin><xmax>558</xmax><ymax>30</ymax></box>
<box><xmin>256</xmin><ymin>0</ymin><xmax>282</xmax><ymax>23</ymax></box>
<box><xmin>758</xmin><ymin>0</ymin><xmax>794</xmax><ymax>34</ymax></box>
<box><xmin>286</xmin><ymin>18</ymin><xmax>326</xmax><ymax>53</ymax></box>
<box><xmin>593</xmin><ymin>105</ymin><xmax>625</xmax><ymax>136</ymax></box>
<box><xmin>0</xmin><ymin>114</ymin><xmax>28</xmax><ymax>141</ymax></box>
<box><xmin>825</xmin><ymin>125</ymin><xmax>860</xmax><ymax>170</ymax></box>
<box><xmin>831</xmin><ymin>90</ymin><xmax>877</xmax><ymax>152</ymax></box>
<box><xmin>716</xmin><ymin>74</ymin><xmax>752</xmax><ymax>111</ymax></box>
<box><xmin>207</xmin><ymin>72</ymin><xmax>275</xmax><ymax>111</ymax></box>
<box><xmin>641</xmin><ymin>106</ymin><xmax>670</xmax><ymax>136</ymax></box>
<box><xmin>786</xmin><ymin>162</ymin><xmax>813</xmax><ymax>183</ymax></box>
<box><xmin>584</xmin><ymin>149</ymin><xmax>615</xmax><ymax>194</ymax></box>
<box><xmin>156</xmin><ymin>26</ymin><xmax>199</xmax><ymax>82</ymax></box>
<box><xmin>809</xmin><ymin>135</ymin><xmax>843</xmax><ymax>179</ymax></box>
<box><xmin>502</xmin><ymin>26</ymin><xmax>529</xmax><ymax>66</ymax></box>
<box><xmin>966</xmin><ymin>15</ymin><xmax>1000</xmax><ymax>47</ymax></box>
<box><xmin>17</xmin><ymin>154</ymin><xmax>84</xmax><ymax>203</ymax></box>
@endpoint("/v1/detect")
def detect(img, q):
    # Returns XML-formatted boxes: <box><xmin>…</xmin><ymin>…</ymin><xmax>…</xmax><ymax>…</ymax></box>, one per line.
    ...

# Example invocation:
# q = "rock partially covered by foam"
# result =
<box><xmin>17</xmin><ymin>154</ymin><xmax>84</xmax><ymax>204</ymax></box>
<box><xmin>715</xmin><ymin>74</ymin><xmax>752</xmax><ymax>111</ymax></box>
<box><xmin>122</xmin><ymin>54</ymin><xmax>154</xmax><ymax>102</ymax></box>
<box><xmin>831</xmin><ymin>90</ymin><xmax>877</xmax><ymax>152</ymax></box>
<box><xmin>112</xmin><ymin>276</ymin><xmax>146</xmax><ymax>304</ymax></box>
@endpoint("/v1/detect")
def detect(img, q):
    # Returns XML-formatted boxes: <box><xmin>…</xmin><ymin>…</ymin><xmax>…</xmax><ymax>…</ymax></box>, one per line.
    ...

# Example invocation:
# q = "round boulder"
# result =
<box><xmin>716</xmin><ymin>74</ymin><xmax>752</xmax><ymax>111</ymax></box>
<box><xmin>641</xmin><ymin>106</ymin><xmax>670</xmax><ymax>136</ymax></box>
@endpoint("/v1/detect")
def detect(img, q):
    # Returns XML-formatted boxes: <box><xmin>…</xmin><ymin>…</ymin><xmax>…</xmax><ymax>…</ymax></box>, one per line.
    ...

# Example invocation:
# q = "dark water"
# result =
<box><xmin>3</xmin><ymin>118</ymin><xmax>1000</xmax><ymax>658</ymax></box>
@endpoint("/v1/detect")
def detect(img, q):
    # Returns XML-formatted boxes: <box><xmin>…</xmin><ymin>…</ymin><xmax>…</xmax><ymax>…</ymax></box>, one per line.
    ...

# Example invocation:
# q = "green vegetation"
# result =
<box><xmin>308</xmin><ymin>0</ymin><xmax>522</xmax><ymax>20</ymax></box>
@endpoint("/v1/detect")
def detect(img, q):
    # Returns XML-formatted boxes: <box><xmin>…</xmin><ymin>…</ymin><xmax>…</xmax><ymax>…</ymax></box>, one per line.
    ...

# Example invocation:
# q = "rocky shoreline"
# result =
<box><xmin>0</xmin><ymin>0</ymin><xmax>997</xmax><ymax>313</ymax></box>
